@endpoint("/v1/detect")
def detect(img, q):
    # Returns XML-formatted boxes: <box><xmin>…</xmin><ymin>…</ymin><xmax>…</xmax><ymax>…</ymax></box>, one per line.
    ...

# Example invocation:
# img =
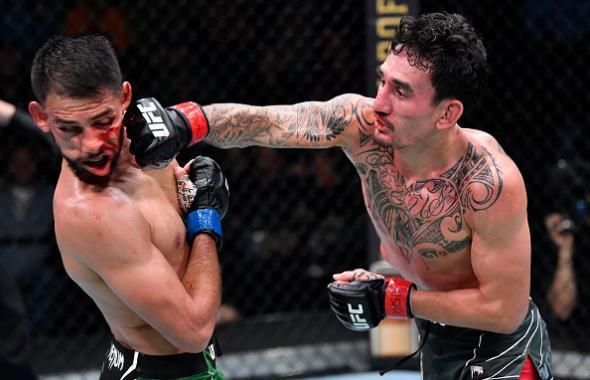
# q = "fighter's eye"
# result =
<box><xmin>95</xmin><ymin>119</ymin><xmax>115</xmax><ymax>128</ymax></box>
<box><xmin>58</xmin><ymin>126</ymin><xmax>82</xmax><ymax>135</ymax></box>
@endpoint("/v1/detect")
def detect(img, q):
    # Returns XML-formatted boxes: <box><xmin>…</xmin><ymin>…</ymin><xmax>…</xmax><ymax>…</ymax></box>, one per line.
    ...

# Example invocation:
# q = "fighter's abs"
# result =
<box><xmin>356</xmin><ymin>143</ymin><xmax>502</xmax><ymax>264</ymax></box>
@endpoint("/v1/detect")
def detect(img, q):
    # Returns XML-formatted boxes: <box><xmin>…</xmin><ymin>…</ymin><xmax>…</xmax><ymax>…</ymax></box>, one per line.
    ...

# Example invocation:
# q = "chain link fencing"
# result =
<box><xmin>0</xmin><ymin>0</ymin><xmax>589</xmax><ymax>379</ymax></box>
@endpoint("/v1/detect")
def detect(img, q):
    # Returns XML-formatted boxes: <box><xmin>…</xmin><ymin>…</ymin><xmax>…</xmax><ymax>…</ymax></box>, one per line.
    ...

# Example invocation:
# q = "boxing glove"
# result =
<box><xmin>185</xmin><ymin>156</ymin><xmax>229</xmax><ymax>250</ymax></box>
<box><xmin>124</xmin><ymin>97</ymin><xmax>209</xmax><ymax>168</ymax></box>
<box><xmin>327</xmin><ymin>278</ymin><xmax>416</xmax><ymax>331</ymax></box>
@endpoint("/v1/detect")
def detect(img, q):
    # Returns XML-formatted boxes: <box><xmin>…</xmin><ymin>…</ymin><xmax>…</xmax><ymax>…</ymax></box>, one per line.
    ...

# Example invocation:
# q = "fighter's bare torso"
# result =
<box><xmin>347</xmin><ymin>127</ymin><xmax>505</xmax><ymax>291</ymax></box>
<box><xmin>53</xmin><ymin>146</ymin><xmax>189</xmax><ymax>354</ymax></box>
<box><xmin>204</xmin><ymin>95</ymin><xmax>512</xmax><ymax>293</ymax></box>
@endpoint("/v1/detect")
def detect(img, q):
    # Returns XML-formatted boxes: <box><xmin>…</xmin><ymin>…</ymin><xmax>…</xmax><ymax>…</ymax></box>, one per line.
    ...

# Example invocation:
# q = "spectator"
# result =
<box><xmin>537</xmin><ymin>159</ymin><xmax>590</xmax><ymax>352</ymax></box>
<box><xmin>0</xmin><ymin>100</ymin><xmax>56</xmax><ymax>285</ymax></box>
<box><xmin>0</xmin><ymin>261</ymin><xmax>37</xmax><ymax>380</ymax></box>
<box><xmin>0</xmin><ymin>101</ymin><xmax>45</xmax><ymax>380</ymax></box>
<box><xmin>0</xmin><ymin>99</ymin><xmax>60</xmax><ymax>338</ymax></box>
<box><xmin>0</xmin><ymin>99</ymin><xmax>54</xmax><ymax>147</ymax></box>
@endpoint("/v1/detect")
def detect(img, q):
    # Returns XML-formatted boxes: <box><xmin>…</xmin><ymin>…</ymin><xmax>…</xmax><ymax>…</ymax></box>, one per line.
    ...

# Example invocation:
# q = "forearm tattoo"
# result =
<box><xmin>204</xmin><ymin>105</ymin><xmax>276</xmax><ymax>147</ymax></box>
<box><xmin>359</xmin><ymin>143</ymin><xmax>503</xmax><ymax>263</ymax></box>
<box><xmin>204</xmin><ymin>96</ymin><xmax>367</xmax><ymax>148</ymax></box>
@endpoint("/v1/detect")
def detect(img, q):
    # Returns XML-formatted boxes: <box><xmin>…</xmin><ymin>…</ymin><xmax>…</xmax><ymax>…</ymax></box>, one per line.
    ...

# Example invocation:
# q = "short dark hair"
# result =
<box><xmin>390</xmin><ymin>12</ymin><xmax>488</xmax><ymax>111</ymax></box>
<box><xmin>31</xmin><ymin>35</ymin><xmax>122</xmax><ymax>102</ymax></box>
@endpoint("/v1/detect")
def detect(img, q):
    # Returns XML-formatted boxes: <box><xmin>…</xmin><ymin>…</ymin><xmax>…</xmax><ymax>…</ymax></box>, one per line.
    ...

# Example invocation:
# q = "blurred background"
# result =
<box><xmin>1</xmin><ymin>0</ymin><xmax>589</xmax><ymax>379</ymax></box>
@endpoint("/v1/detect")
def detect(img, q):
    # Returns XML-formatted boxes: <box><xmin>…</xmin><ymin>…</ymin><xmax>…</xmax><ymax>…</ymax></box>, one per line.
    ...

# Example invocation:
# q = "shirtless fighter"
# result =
<box><xmin>125</xmin><ymin>12</ymin><xmax>553</xmax><ymax>380</ymax></box>
<box><xmin>28</xmin><ymin>35</ymin><xmax>227</xmax><ymax>380</ymax></box>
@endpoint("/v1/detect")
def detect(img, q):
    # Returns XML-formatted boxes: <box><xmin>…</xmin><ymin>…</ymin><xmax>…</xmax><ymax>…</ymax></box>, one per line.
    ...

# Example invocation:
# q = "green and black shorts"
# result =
<box><xmin>99</xmin><ymin>336</ymin><xmax>224</xmax><ymax>380</ymax></box>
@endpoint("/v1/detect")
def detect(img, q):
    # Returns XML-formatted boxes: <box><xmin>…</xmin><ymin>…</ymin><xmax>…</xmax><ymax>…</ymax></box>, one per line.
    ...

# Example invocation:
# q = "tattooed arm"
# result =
<box><xmin>202</xmin><ymin>94</ymin><xmax>374</xmax><ymax>149</ymax></box>
<box><xmin>411</xmin><ymin>158</ymin><xmax>532</xmax><ymax>333</ymax></box>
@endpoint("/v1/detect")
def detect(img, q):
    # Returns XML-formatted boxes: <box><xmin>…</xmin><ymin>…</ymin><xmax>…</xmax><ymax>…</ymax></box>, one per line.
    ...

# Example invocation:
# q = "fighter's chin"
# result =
<box><xmin>372</xmin><ymin>129</ymin><xmax>395</xmax><ymax>148</ymax></box>
<box><xmin>66</xmin><ymin>158</ymin><xmax>113</xmax><ymax>187</ymax></box>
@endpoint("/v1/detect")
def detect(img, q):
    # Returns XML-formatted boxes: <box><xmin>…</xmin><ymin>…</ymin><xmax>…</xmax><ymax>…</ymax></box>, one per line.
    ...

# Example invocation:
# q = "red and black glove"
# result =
<box><xmin>124</xmin><ymin>97</ymin><xmax>209</xmax><ymax>168</ymax></box>
<box><xmin>327</xmin><ymin>278</ymin><xmax>416</xmax><ymax>331</ymax></box>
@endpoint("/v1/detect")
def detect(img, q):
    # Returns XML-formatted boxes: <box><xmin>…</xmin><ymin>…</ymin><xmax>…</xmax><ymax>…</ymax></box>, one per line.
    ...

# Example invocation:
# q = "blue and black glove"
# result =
<box><xmin>185</xmin><ymin>156</ymin><xmax>229</xmax><ymax>250</ymax></box>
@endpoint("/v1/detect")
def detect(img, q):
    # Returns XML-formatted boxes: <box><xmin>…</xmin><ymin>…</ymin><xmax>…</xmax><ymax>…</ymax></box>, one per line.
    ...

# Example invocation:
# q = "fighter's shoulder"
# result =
<box><xmin>330</xmin><ymin>93</ymin><xmax>374</xmax><ymax>124</ymax></box>
<box><xmin>54</xmin><ymin>188</ymin><xmax>143</xmax><ymax>253</ymax></box>
<box><xmin>462</xmin><ymin>129</ymin><xmax>527</xmax><ymax>221</ymax></box>
<box><xmin>463</xmin><ymin>128</ymin><xmax>518</xmax><ymax>169</ymax></box>
<box><xmin>330</xmin><ymin>93</ymin><xmax>373</xmax><ymax>107</ymax></box>
<box><xmin>463</xmin><ymin>128</ymin><xmax>507</xmax><ymax>157</ymax></box>
<box><xmin>327</xmin><ymin>94</ymin><xmax>375</xmax><ymax>144</ymax></box>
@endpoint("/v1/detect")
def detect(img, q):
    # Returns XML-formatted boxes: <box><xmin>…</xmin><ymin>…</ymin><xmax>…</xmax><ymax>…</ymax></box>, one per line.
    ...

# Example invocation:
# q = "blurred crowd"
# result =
<box><xmin>1</xmin><ymin>1</ymin><xmax>590</xmax><ymax>379</ymax></box>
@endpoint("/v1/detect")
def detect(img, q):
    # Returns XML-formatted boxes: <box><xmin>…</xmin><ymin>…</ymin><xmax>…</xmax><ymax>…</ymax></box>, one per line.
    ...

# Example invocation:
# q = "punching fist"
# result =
<box><xmin>124</xmin><ymin>97</ymin><xmax>209</xmax><ymax>168</ymax></box>
<box><xmin>327</xmin><ymin>269</ymin><xmax>416</xmax><ymax>331</ymax></box>
<box><xmin>176</xmin><ymin>156</ymin><xmax>229</xmax><ymax>250</ymax></box>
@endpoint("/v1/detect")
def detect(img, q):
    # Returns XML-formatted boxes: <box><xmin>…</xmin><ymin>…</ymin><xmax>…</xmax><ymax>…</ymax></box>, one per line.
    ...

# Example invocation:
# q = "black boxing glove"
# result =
<box><xmin>124</xmin><ymin>97</ymin><xmax>209</xmax><ymax>168</ymax></box>
<box><xmin>327</xmin><ymin>278</ymin><xmax>416</xmax><ymax>331</ymax></box>
<box><xmin>186</xmin><ymin>156</ymin><xmax>229</xmax><ymax>250</ymax></box>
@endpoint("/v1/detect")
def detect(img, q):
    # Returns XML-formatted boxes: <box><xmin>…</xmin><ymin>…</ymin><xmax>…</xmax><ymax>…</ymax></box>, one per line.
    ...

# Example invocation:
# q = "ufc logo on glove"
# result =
<box><xmin>137</xmin><ymin>101</ymin><xmax>170</xmax><ymax>137</ymax></box>
<box><xmin>348</xmin><ymin>304</ymin><xmax>370</xmax><ymax>330</ymax></box>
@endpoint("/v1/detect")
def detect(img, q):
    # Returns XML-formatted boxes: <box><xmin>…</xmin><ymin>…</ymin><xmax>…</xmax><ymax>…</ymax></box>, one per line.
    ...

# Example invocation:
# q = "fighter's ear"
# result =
<box><xmin>121</xmin><ymin>81</ymin><xmax>132</xmax><ymax>111</ymax></box>
<box><xmin>28</xmin><ymin>101</ymin><xmax>50</xmax><ymax>133</ymax></box>
<box><xmin>435</xmin><ymin>99</ymin><xmax>463</xmax><ymax>130</ymax></box>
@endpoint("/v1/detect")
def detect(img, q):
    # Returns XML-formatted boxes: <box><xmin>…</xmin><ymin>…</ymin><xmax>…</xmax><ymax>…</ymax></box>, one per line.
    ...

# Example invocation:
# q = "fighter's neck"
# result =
<box><xmin>58</xmin><ymin>137</ymin><xmax>138</xmax><ymax>193</ymax></box>
<box><xmin>393</xmin><ymin>125</ymin><xmax>467</xmax><ymax>181</ymax></box>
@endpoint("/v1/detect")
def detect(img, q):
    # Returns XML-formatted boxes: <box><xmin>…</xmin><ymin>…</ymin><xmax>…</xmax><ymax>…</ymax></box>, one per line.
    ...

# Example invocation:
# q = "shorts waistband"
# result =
<box><xmin>110</xmin><ymin>337</ymin><xmax>216</xmax><ymax>378</ymax></box>
<box><xmin>414</xmin><ymin>299</ymin><xmax>537</xmax><ymax>341</ymax></box>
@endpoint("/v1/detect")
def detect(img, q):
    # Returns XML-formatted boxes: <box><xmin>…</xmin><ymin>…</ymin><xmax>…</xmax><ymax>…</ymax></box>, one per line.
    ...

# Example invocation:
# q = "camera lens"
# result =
<box><xmin>559</xmin><ymin>218</ymin><xmax>576</xmax><ymax>234</ymax></box>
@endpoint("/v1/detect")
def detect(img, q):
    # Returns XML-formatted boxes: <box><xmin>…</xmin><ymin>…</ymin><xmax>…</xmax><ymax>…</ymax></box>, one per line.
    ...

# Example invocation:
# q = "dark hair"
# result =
<box><xmin>390</xmin><ymin>12</ymin><xmax>488</xmax><ymax>110</ymax></box>
<box><xmin>31</xmin><ymin>35</ymin><xmax>122</xmax><ymax>102</ymax></box>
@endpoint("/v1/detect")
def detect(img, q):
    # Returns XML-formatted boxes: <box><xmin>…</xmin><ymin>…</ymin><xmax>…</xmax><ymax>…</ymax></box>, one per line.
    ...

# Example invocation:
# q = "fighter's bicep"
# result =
<box><xmin>263</xmin><ymin>93</ymin><xmax>372</xmax><ymax>148</ymax></box>
<box><xmin>468</xmin><ymin>169</ymin><xmax>530</xmax><ymax>314</ymax></box>
<box><xmin>471</xmin><ymin>218</ymin><xmax>530</xmax><ymax>294</ymax></box>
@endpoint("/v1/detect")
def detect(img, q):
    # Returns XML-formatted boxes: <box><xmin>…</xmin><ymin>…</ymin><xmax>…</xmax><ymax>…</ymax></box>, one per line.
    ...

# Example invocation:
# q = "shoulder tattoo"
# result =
<box><xmin>360</xmin><ymin>143</ymin><xmax>503</xmax><ymax>262</ymax></box>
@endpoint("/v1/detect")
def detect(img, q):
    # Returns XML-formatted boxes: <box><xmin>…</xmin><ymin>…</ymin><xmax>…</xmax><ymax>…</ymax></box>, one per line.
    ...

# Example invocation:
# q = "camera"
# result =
<box><xmin>558</xmin><ymin>217</ymin><xmax>576</xmax><ymax>234</ymax></box>
<box><xmin>550</xmin><ymin>159</ymin><xmax>590</xmax><ymax>235</ymax></box>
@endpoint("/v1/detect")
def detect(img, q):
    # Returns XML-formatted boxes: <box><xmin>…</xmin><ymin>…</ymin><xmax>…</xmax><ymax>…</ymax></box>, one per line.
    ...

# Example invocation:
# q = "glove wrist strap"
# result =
<box><xmin>171</xmin><ymin>102</ymin><xmax>209</xmax><ymax>146</ymax></box>
<box><xmin>384</xmin><ymin>277</ymin><xmax>416</xmax><ymax>319</ymax></box>
<box><xmin>187</xmin><ymin>209</ymin><xmax>222</xmax><ymax>248</ymax></box>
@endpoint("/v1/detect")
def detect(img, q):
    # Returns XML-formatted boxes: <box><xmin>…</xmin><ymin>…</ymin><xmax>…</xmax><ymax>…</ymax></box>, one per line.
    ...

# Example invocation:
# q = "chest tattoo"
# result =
<box><xmin>357</xmin><ymin>143</ymin><xmax>503</xmax><ymax>263</ymax></box>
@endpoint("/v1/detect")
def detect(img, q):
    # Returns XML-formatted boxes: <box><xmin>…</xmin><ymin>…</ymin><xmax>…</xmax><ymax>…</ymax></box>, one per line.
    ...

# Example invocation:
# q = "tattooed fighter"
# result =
<box><xmin>125</xmin><ymin>13</ymin><xmax>552</xmax><ymax>380</ymax></box>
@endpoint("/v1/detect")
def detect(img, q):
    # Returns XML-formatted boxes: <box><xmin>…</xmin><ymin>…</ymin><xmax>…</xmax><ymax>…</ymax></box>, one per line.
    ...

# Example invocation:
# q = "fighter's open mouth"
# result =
<box><xmin>84</xmin><ymin>155</ymin><xmax>109</xmax><ymax>168</ymax></box>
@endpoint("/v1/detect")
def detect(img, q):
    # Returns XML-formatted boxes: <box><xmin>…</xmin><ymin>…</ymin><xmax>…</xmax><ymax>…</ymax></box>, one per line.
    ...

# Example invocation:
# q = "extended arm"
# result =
<box><xmin>202</xmin><ymin>94</ymin><xmax>374</xmax><ymax>149</ymax></box>
<box><xmin>124</xmin><ymin>94</ymin><xmax>375</xmax><ymax>167</ymax></box>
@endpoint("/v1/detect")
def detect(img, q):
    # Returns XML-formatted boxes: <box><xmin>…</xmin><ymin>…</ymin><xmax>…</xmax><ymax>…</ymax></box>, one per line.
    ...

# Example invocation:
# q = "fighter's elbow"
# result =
<box><xmin>493</xmin><ymin>316</ymin><xmax>522</xmax><ymax>334</ymax></box>
<box><xmin>176</xmin><ymin>322</ymin><xmax>216</xmax><ymax>353</ymax></box>
<box><xmin>488</xmin><ymin>300</ymin><xmax>529</xmax><ymax>334</ymax></box>
<box><xmin>171</xmin><ymin>309</ymin><xmax>217</xmax><ymax>352</ymax></box>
